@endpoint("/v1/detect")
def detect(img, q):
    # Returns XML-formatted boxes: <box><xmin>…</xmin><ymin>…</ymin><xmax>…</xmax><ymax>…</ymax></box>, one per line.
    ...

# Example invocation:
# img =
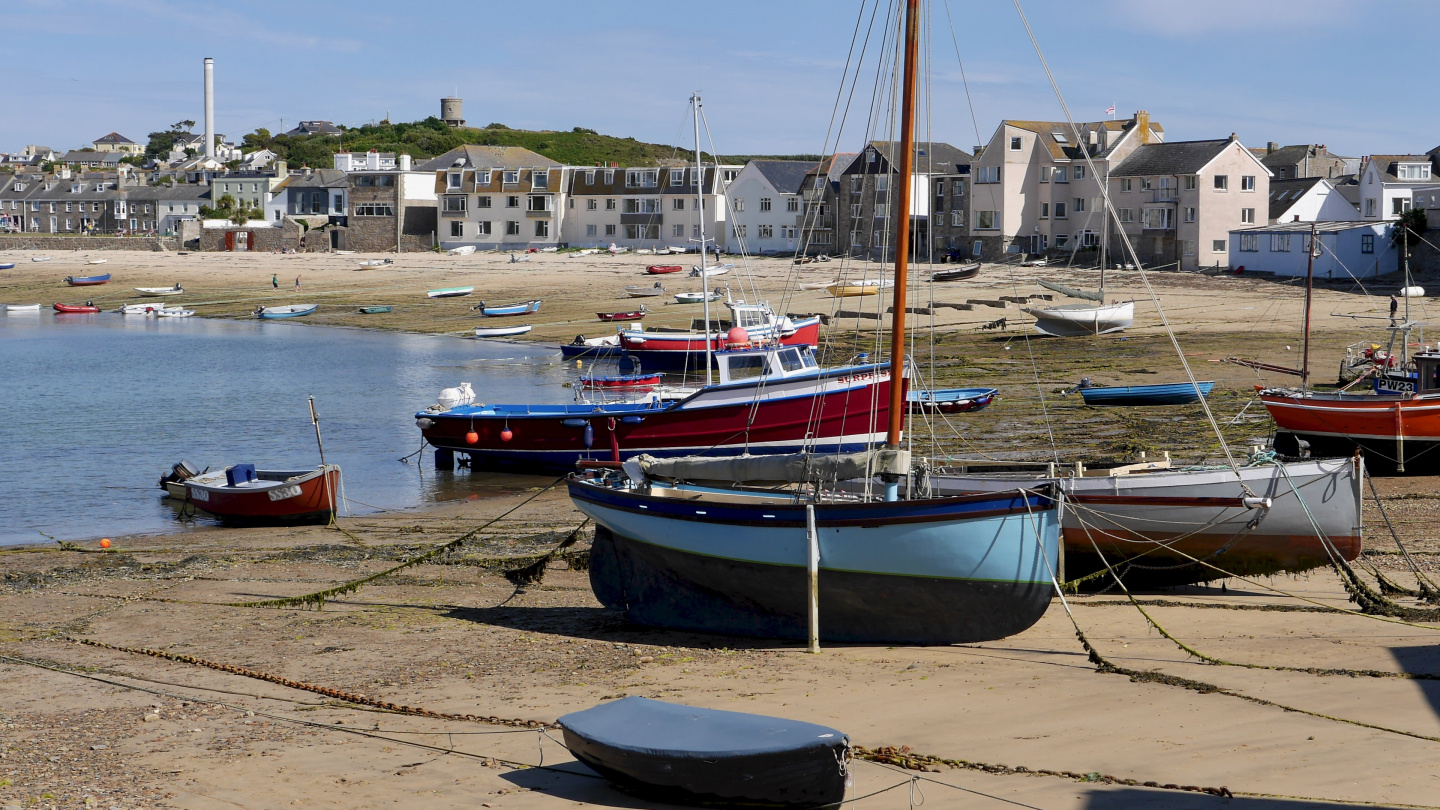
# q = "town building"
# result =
<box><xmin>1357</xmin><ymin>154</ymin><xmax>1438</xmax><ymax>220</ymax></box>
<box><xmin>1268</xmin><ymin>177</ymin><xmax>1360</xmax><ymax>224</ymax></box>
<box><xmin>725</xmin><ymin>159</ymin><xmax>823</xmax><ymax>255</ymax></box>
<box><xmin>285</xmin><ymin>121</ymin><xmax>344</xmax><ymax>137</ymax></box>
<box><xmin>90</xmin><ymin>132</ymin><xmax>143</xmax><ymax>155</ymax></box>
<box><xmin>211</xmin><ymin>165</ymin><xmax>287</xmax><ymax>211</ymax></box>
<box><xmin>58</xmin><ymin>151</ymin><xmax>125</xmax><ymax>169</ymax></box>
<box><xmin>422</xmin><ymin>145</ymin><xmax>567</xmax><ymax>251</ymax></box>
<box><xmin>967</xmin><ymin>112</ymin><xmax>1164</xmax><ymax>260</ymax></box>
<box><xmin>828</xmin><ymin>141</ymin><xmax>970</xmax><ymax>261</ymax></box>
<box><xmin>265</xmin><ymin>168</ymin><xmax>349</xmax><ymax>225</ymax></box>
<box><xmin>335</xmin><ymin>151</ymin><xmax>397</xmax><ymax>172</ymax></box>
<box><xmin>331</xmin><ymin>153</ymin><xmax>436</xmax><ymax>252</ymax></box>
<box><xmin>1107</xmin><ymin>134</ymin><xmax>1272</xmax><ymax>272</ymax></box>
<box><xmin>563</xmin><ymin>162</ymin><xmax>738</xmax><ymax>251</ymax></box>
<box><xmin>1229</xmin><ymin>220</ymin><xmax>1394</xmax><ymax>280</ymax></box>
<box><xmin>1255</xmin><ymin>143</ymin><xmax>1356</xmax><ymax>180</ymax></box>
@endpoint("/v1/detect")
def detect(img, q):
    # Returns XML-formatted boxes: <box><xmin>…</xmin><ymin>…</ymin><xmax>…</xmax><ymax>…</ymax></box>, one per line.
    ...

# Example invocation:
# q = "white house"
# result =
<box><xmin>562</xmin><ymin>164</ymin><xmax>738</xmax><ymax>251</ymax></box>
<box><xmin>1357</xmin><ymin>154</ymin><xmax>1436</xmax><ymax>220</ymax></box>
<box><xmin>725</xmin><ymin>159</ymin><xmax>821</xmax><ymax>255</ymax></box>
<box><xmin>1230</xmin><ymin>220</ymin><xmax>1395</xmax><ymax>280</ymax></box>
<box><xmin>1268</xmin><ymin>177</ymin><xmax>1360</xmax><ymax>224</ymax></box>
<box><xmin>421</xmin><ymin>145</ymin><xmax>568</xmax><ymax>251</ymax></box>
<box><xmin>334</xmin><ymin>151</ymin><xmax>397</xmax><ymax>172</ymax></box>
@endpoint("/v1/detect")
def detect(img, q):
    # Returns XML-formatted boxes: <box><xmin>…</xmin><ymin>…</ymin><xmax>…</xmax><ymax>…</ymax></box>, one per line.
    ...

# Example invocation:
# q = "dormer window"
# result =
<box><xmin>447</xmin><ymin>172</ymin><xmax>462</xmax><ymax>189</ymax></box>
<box><xmin>670</xmin><ymin>168</ymin><xmax>685</xmax><ymax>185</ymax></box>
<box><xmin>71</xmin><ymin>184</ymin><xmax>82</xmax><ymax>193</ymax></box>
<box><xmin>1398</xmin><ymin>163</ymin><xmax>1432</xmax><ymax>181</ymax></box>
<box><xmin>478</xmin><ymin>170</ymin><xmax>492</xmax><ymax>185</ymax></box>
<box><xmin>503</xmin><ymin>170</ymin><xmax>519</xmax><ymax>185</ymax></box>
<box><xmin>603</xmin><ymin>169</ymin><xmax>614</xmax><ymax>184</ymax></box>
<box><xmin>585</xmin><ymin>170</ymin><xmax>596</xmax><ymax>184</ymax></box>
<box><xmin>532</xmin><ymin>171</ymin><xmax>549</xmax><ymax>190</ymax></box>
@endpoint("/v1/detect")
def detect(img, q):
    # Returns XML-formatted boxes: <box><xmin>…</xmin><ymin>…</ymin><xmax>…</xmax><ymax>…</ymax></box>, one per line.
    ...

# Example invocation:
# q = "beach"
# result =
<box><xmin>5</xmin><ymin>249</ymin><xmax>1440</xmax><ymax>808</ymax></box>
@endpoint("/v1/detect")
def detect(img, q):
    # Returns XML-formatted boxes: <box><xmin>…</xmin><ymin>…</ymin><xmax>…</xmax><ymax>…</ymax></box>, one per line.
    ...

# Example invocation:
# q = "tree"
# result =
<box><xmin>242</xmin><ymin>128</ymin><xmax>272</xmax><ymax>152</ymax></box>
<box><xmin>144</xmin><ymin>119</ymin><xmax>196</xmax><ymax>161</ymax></box>
<box><xmin>1394</xmin><ymin>207</ymin><xmax>1427</xmax><ymax>251</ymax></box>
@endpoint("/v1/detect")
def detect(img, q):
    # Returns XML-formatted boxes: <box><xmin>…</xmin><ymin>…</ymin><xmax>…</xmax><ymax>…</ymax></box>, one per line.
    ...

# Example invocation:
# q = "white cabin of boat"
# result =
<box><xmin>714</xmin><ymin>345</ymin><xmax>820</xmax><ymax>385</ymax></box>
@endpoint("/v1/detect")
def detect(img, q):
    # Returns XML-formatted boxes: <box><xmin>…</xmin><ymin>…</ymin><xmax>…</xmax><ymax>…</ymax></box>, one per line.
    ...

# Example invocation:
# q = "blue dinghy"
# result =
<box><xmin>1077</xmin><ymin>381</ymin><xmax>1213</xmax><ymax>406</ymax></box>
<box><xmin>255</xmin><ymin>304</ymin><xmax>318</xmax><ymax>320</ymax></box>
<box><xmin>475</xmin><ymin>299</ymin><xmax>541</xmax><ymax>316</ymax></box>
<box><xmin>559</xmin><ymin>697</ymin><xmax>848</xmax><ymax>809</ymax></box>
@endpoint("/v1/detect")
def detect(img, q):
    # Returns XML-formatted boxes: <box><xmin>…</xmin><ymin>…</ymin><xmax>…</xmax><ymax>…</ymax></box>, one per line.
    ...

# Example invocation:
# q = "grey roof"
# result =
<box><xmin>59</xmin><ymin>150</ymin><xmax>123</xmax><ymax>164</ymax></box>
<box><xmin>1365</xmin><ymin>154</ymin><xmax>1436</xmax><ymax>183</ymax></box>
<box><xmin>124</xmin><ymin>184</ymin><xmax>212</xmax><ymax>201</ymax></box>
<box><xmin>750</xmin><ymin>160</ymin><xmax>820</xmax><ymax>194</ymax></box>
<box><xmin>285</xmin><ymin>121</ymin><xmax>343</xmax><ymax>137</ymax></box>
<box><xmin>1268</xmin><ymin>177</ymin><xmax>1325</xmax><ymax>221</ymax></box>
<box><xmin>1110</xmin><ymin>139</ymin><xmax>1232</xmax><ymax>177</ymax></box>
<box><xmin>1233</xmin><ymin>220</ymin><xmax>1386</xmax><ymax>234</ymax></box>
<box><xmin>867</xmin><ymin>141</ymin><xmax>972</xmax><ymax>173</ymax></box>
<box><xmin>272</xmin><ymin>169</ymin><xmax>349</xmax><ymax>191</ymax></box>
<box><xmin>93</xmin><ymin>132</ymin><xmax>137</xmax><ymax>145</ymax></box>
<box><xmin>1257</xmin><ymin>144</ymin><xmax>1352</xmax><ymax>170</ymax></box>
<box><xmin>416</xmin><ymin>144</ymin><xmax>559</xmax><ymax>173</ymax></box>
<box><xmin>1330</xmin><ymin>174</ymin><xmax>1361</xmax><ymax>206</ymax></box>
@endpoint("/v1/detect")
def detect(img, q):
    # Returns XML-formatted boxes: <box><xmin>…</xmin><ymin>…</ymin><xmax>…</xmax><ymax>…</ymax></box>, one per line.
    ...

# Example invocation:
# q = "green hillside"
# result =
<box><xmin>239</xmin><ymin>117</ymin><xmax>816</xmax><ymax>169</ymax></box>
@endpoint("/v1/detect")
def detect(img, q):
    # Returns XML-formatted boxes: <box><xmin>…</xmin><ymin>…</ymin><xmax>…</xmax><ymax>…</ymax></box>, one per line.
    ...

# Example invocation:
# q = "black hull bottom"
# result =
<box><xmin>1273</xmin><ymin>431</ymin><xmax>1430</xmax><ymax>476</ymax></box>
<box><xmin>589</xmin><ymin>526</ymin><xmax>1052</xmax><ymax>645</ymax></box>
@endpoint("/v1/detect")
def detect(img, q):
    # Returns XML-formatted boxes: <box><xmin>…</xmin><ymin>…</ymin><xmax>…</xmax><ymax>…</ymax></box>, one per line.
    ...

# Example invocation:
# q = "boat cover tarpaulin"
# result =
<box><xmin>558</xmin><ymin>697</ymin><xmax>849</xmax><ymax>808</ymax></box>
<box><xmin>632</xmin><ymin>449</ymin><xmax>910</xmax><ymax>483</ymax></box>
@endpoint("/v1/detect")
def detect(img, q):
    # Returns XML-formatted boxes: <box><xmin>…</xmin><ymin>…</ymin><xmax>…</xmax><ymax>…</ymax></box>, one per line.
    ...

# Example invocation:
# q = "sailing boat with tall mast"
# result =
<box><xmin>566</xmin><ymin>0</ymin><xmax>1061</xmax><ymax>645</ymax></box>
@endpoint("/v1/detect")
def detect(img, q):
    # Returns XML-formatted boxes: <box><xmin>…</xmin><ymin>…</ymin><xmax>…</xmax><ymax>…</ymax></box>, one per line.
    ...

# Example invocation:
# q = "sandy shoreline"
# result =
<box><xmin>7</xmin><ymin>251</ymin><xmax>1440</xmax><ymax>809</ymax></box>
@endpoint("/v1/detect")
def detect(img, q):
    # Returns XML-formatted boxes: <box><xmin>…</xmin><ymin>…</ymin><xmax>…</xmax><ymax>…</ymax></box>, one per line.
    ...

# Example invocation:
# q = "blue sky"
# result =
<box><xmin>4</xmin><ymin>0</ymin><xmax>1434</xmax><ymax>159</ymax></box>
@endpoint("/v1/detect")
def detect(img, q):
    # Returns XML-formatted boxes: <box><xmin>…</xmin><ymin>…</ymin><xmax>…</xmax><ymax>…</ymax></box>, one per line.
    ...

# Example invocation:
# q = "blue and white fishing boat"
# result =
<box><xmin>475</xmin><ymin>299</ymin><xmax>541</xmax><ymax>316</ymax></box>
<box><xmin>565</xmin><ymin>29</ymin><xmax>1061</xmax><ymax>646</ymax></box>
<box><xmin>255</xmin><ymin>304</ymin><xmax>318</xmax><ymax>320</ymax></box>
<box><xmin>1075</xmin><ymin>380</ymin><xmax>1213</xmax><ymax>406</ymax></box>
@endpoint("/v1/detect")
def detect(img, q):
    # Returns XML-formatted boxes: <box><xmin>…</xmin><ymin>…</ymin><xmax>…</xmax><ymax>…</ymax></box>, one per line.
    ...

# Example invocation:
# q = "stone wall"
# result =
<box><xmin>198</xmin><ymin>220</ymin><xmax>303</xmax><ymax>252</ymax></box>
<box><xmin>0</xmin><ymin>234</ymin><xmax>179</xmax><ymax>251</ymax></box>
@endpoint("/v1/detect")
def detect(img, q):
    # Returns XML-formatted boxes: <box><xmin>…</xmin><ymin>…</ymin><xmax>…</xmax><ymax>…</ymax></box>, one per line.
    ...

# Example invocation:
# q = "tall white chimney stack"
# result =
<box><xmin>203</xmin><ymin>57</ymin><xmax>215</xmax><ymax>160</ymax></box>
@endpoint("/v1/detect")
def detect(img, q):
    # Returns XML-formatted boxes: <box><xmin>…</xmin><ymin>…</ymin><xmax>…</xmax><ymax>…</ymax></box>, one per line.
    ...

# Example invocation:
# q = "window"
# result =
<box><xmin>622</xmin><ymin>198</ymin><xmax>660</xmax><ymax>214</ymax></box>
<box><xmin>871</xmin><ymin>229</ymin><xmax>885</xmax><ymax>246</ymax></box>
<box><xmin>951</xmin><ymin>210</ymin><xmax>963</xmax><ymax>226</ymax></box>
<box><xmin>527</xmin><ymin>195</ymin><xmax>551</xmax><ymax>212</ymax></box>
<box><xmin>1142</xmin><ymin>208</ymin><xmax>1174</xmax><ymax>229</ymax></box>
<box><xmin>1240</xmin><ymin>233</ymin><xmax>1259</xmax><ymax>252</ymax></box>
<box><xmin>442</xmin><ymin>195</ymin><xmax>467</xmax><ymax>212</ymax></box>
<box><xmin>757</xmin><ymin>224</ymin><xmax>774</xmax><ymax>239</ymax></box>
<box><xmin>450</xmin><ymin>221</ymin><xmax>463</xmax><ymax>237</ymax></box>
<box><xmin>585</xmin><ymin>170</ymin><xmax>596</xmax><ymax>184</ymax></box>
<box><xmin>670</xmin><ymin>169</ymin><xmax>684</xmax><ymax>185</ymax></box>
<box><xmin>954</xmin><ymin>180</ymin><xmax>964</xmax><ymax>196</ymax></box>
<box><xmin>1361</xmin><ymin>234</ymin><xmax>1375</xmax><ymax>254</ymax></box>
<box><xmin>1054</xmin><ymin>167</ymin><xmax>1068</xmax><ymax>183</ymax></box>
<box><xmin>1394</xmin><ymin>197</ymin><xmax>1412</xmax><ymax>215</ymax></box>
<box><xmin>1241</xmin><ymin>175</ymin><xmax>1256</xmax><ymax>191</ymax></box>
<box><xmin>1398</xmin><ymin>164</ymin><xmax>1433</xmax><ymax>180</ymax></box>
<box><xmin>586</xmin><ymin>198</ymin><xmax>597</xmax><ymax>210</ymax></box>
<box><xmin>976</xmin><ymin>210</ymin><xmax>996</xmax><ymax>229</ymax></box>
<box><xmin>65</xmin><ymin>218</ymin><xmax>72</xmax><ymax>230</ymax></box>
<box><xmin>532</xmin><ymin>172</ymin><xmax>549</xmax><ymax>191</ymax></box>
<box><xmin>1040</xmin><ymin>202</ymin><xmax>1049</xmax><ymax>219</ymax></box>
<box><xmin>65</xmin><ymin>202</ymin><xmax>72</xmax><ymax>212</ymax></box>
<box><xmin>1054</xmin><ymin>202</ymin><xmax>1067</xmax><ymax>219</ymax></box>
<box><xmin>1119</xmin><ymin>208</ymin><xmax>1134</xmax><ymax>223</ymax></box>
<box><xmin>605</xmin><ymin>198</ymin><xmax>616</xmax><ymax>210</ymax></box>
<box><xmin>476</xmin><ymin>196</ymin><xmax>492</xmax><ymax>208</ymax></box>
<box><xmin>503</xmin><ymin>170</ymin><xmax>519</xmax><ymax>184</ymax></box>
<box><xmin>506</xmin><ymin>195</ymin><xmax>519</xmax><ymax>208</ymax></box>
<box><xmin>786</xmin><ymin>196</ymin><xmax>800</xmax><ymax>212</ymax></box>
<box><xmin>477</xmin><ymin>170</ymin><xmax>492</xmax><ymax>185</ymax></box>
<box><xmin>586</xmin><ymin>224</ymin><xmax>597</xmax><ymax>236</ymax></box>
<box><xmin>1213</xmin><ymin>175</ymin><xmax>1229</xmax><ymax>190</ymax></box>
<box><xmin>672</xmin><ymin>223</ymin><xmax>685</xmax><ymax>237</ymax></box>
<box><xmin>1120</xmin><ymin>178</ymin><xmax>1132</xmax><ymax>192</ymax></box>
<box><xmin>1270</xmin><ymin>234</ymin><xmax>1292</xmax><ymax>252</ymax></box>
<box><xmin>976</xmin><ymin>166</ymin><xmax>1000</xmax><ymax>183</ymax></box>
<box><xmin>1212</xmin><ymin>239</ymin><xmax>1227</xmax><ymax>253</ymax></box>
<box><xmin>733</xmin><ymin>224</ymin><xmax>747</xmax><ymax>238</ymax></box>
<box><xmin>1074</xmin><ymin>166</ymin><xmax>1085</xmax><ymax>180</ymax></box>
<box><xmin>352</xmin><ymin>203</ymin><xmax>394</xmax><ymax>216</ymax></box>
<box><xmin>605</xmin><ymin>224</ymin><xmax>616</xmax><ymax>236</ymax></box>
<box><xmin>1054</xmin><ymin>234</ymin><xmax>1069</xmax><ymax>248</ymax></box>
<box><xmin>1241</xmin><ymin>208</ymin><xmax>1255</xmax><ymax>224</ymax></box>
<box><xmin>1184</xmin><ymin>207</ymin><xmax>1196</xmax><ymax>223</ymax></box>
<box><xmin>603</xmin><ymin>170</ymin><xmax>614</xmax><ymax>184</ymax></box>
<box><xmin>447</xmin><ymin>172</ymin><xmax>462</xmax><ymax>190</ymax></box>
<box><xmin>506</xmin><ymin>221</ymin><xmax>520</xmax><ymax>235</ymax></box>
<box><xmin>1365</xmin><ymin>198</ymin><xmax>1377</xmax><ymax>217</ymax></box>
<box><xmin>1040</xmin><ymin>167</ymin><xmax>1051</xmax><ymax>183</ymax></box>
<box><xmin>476</xmin><ymin>221</ymin><xmax>492</xmax><ymax>235</ymax></box>
<box><xmin>670</xmin><ymin>198</ymin><xmax>685</xmax><ymax>211</ymax></box>
<box><xmin>624</xmin><ymin>224</ymin><xmax>660</xmax><ymax>239</ymax></box>
<box><xmin>1181</xmin><ymin>240</ymin><xmax>1196</xmax><ymax>256</ymax></box>
<box><xmin>733</xmin><ymin>197</ymin><xmax>745</xmax><ymax>212</ymax></box>
<box><xmin>1184</xmin><ymin>175</ymin><xmax>1197</xmax><ymax>190</ymax></box>
<box><xmin>1073</xmin><ymin>197</ymin><xmax>1085</xmax><ymax>213</ymax></box>
<box><xmin>1141</xmin><ymin>178</ymin><xmax>1153</xmax><ymax>191</ymax></box>
<box><xmin>759</xmin><ymin>197</ymin><xmax>772</xmax><ymax>212</ymax></box>
<box><xmin>534</xmin><ymin>220</ymin><xmax>549</xmax><ymax>237</ymax></box>
<box><xmin>1009</xmin><ymin>136</ymin><xmax>1023</xmax><ymax>151</ymax></box>
<box><xmin>334</xmin><ymin>194</ymin><xmax>344</xmax><ymax>212</ymax></box>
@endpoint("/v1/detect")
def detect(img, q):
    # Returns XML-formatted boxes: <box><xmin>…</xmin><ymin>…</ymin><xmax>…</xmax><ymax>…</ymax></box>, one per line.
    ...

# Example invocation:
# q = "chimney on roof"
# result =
<box><xmin>1230</xmin><ymin>133</ymin><xmax>1238</xmax><ymax>141</ymax></box>
<box><xmin>398</xmin><ymin>154</ymin><xmax>411</xmax><ymax>172</ymax></box>
<box><xmin>610</xmin><ymin>162</ymin><xmax>618</xmax><ymax>168</ymax></box>
<box><xmin>1135</xmin><ymin>111</ymin><xmax>1151</xmax><ymax>144</ymax></box>
<box><xmin>1267</xmin><ymin>142</ymin><xmax>1279</xmax><ymax>154</ymax></box>
<box><xmin>973</xmin><ymin>145</ymin><xmax>982</xmax><ymax>156</ymax></box>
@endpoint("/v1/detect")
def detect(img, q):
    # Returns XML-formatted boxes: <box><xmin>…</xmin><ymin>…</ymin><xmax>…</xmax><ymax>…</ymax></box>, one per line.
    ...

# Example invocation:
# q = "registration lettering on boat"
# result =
<box><xmin>1377</xmin><ymin>375</ymin><xmax>1415</xmax><ymax>394</ymax></box>
<box><xmin>189</xmin><ymin>487</ymin><xmax>209</xmax><ymax>502</ymax></box>
<box><xmin>268</xmin><ymin>485</ymin><xmax>302</xmax><ymax>502</ymax></box>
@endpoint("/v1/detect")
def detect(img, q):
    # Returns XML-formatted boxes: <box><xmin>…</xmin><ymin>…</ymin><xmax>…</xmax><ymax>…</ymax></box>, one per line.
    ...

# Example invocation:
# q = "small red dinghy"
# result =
<box><xmin>646</xmin><ymin>265</ymin><xmax>683</xmax><ymax>275</ymax></box>
<box><xmin>54</xmin><ymin>303</ymin><xmax>101</xmax><ymax>313</ymax></box>
<box><xmin>597</xmin><ymin>306</ymin><xmax>648</xmax><ymax>322</ymax></box>
<box><xmin>182</xmin><ymin>464</ymin><xmax>340</xmax><ymax>523</ymax></box>
<box><xmin>580</xmin><ymin>373</ymin><xmax>662</xmax><ymax>390</ymax></box>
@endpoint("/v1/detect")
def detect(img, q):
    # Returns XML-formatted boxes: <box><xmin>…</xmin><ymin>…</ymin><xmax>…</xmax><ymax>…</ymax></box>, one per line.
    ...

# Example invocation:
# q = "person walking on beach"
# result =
<box><xmin>1391</xmin><ymin>294</ymin><xmax>1399</xmax><ymax>326</ymax></box>
<box><xmin>272</xmin><ymin>274</ymin><xmax>278</xmax><ymax>290</ymax></box>
<box><xmin>294</xmin><ymin>275</ymin><xmax>302</xmax><ymax>291</ymax></box>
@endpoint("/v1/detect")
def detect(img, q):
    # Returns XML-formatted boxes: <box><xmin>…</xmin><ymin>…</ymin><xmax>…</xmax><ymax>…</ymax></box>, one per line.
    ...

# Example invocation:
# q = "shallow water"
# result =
<box><xmin>0</xmin><ymin>311</ymin><xmax>570</xmax><ymax>545</ymax></box>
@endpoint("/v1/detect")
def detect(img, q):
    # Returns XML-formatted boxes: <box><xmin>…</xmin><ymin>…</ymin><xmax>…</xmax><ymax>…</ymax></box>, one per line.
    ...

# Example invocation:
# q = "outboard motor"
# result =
<box><xmin>158</xmin><ymin>459</ymin><xmax>200</xmax><ymax>490</ymax></box>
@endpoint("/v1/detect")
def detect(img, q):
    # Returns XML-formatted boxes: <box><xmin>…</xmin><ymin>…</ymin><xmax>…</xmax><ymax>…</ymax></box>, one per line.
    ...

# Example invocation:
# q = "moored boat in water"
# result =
<box><xmin>616</xmin><ymin>297</ymin><xmax>822</xmax><ymax>371</ymax></box>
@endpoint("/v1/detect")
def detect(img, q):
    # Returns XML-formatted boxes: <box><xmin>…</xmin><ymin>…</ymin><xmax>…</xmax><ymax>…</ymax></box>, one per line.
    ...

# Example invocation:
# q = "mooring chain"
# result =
<box><xmin>68</xmin><ymin>636</ymin><xmax>555</xmax><ymax>730</ymax></box>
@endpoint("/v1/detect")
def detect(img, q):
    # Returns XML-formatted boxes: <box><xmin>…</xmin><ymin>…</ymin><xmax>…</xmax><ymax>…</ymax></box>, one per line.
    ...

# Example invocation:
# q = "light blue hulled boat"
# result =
<box><xmin>475</xmin><ymin>299</ymin><xmax>541</xmax><ymax>316</ymax></box>
<box><xmin>1075</xmin><ymin>380</ymin><xmax>1214</xmax><ymax>406</ymax></box>
<box><xmin>568</xmin><ymin>452</ymin><xmax>1060</xmax><ymax>645</ymax></box>
<box><xmin>255</xmin><ymin>304</ymin><xmax>318</xmax><ymax>320</ymax></box>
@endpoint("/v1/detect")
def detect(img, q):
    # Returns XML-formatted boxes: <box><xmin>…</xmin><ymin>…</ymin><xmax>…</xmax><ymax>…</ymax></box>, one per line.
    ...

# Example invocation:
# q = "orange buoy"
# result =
<box><xmin>99</xmin><ymin>538</ymin><xmax>111</xmax><ymax>549</ymax></box>
<box><xmin>726</xmin><ymin>326</ymin><xmax>750</xmax><ymax>346</ymax></box>
<box><xmin>465</xmin><ymin>430</ymin><xmax>479</xmax><ymax>445</ymax></box>
<box><xmin>500</xmin><ymin>427</ymin><xmax>513</xmax><ymax>442</ymax></box>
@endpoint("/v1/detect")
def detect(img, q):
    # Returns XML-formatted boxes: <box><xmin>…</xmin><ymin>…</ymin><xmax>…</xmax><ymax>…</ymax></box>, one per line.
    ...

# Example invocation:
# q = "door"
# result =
<box><xmin>224</xmin><ymin>231</ymin><xmax>236</xmax><ymax>251</ymax></box>
<box><xmin>236</xmin><ymin>231</ymin><xmax>250</xmax><ymax>252</ymax></box>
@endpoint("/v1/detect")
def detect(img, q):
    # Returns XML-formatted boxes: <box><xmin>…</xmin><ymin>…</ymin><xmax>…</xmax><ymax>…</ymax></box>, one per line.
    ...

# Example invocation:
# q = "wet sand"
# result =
<box><xmin>5</xmin><ymin>250</ymin><xmax>1440</xmax><ymax>808</ymax></box>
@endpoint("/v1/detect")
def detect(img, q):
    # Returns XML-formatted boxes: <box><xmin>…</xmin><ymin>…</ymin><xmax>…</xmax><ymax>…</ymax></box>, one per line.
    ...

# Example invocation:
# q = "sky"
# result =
<box><xmin>3</xmin><ymin>0</ymin><xmax>1435</xmax><ymax>159</ymax></box>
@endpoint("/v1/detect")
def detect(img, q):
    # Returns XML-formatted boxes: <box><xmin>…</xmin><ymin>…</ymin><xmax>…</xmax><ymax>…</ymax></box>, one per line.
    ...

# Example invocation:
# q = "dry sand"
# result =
<box><xmin>5</xmin><ymin>249</ymin><xmax>1440</xmax><ymax>809</ymax></box>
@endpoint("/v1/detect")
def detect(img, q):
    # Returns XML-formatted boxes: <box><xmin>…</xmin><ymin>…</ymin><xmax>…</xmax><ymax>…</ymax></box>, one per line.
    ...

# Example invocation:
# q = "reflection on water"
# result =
<box><xmin>0</xmin><ymin>311</ymin><xmax>568</xmax><ymax>544</ymax></box>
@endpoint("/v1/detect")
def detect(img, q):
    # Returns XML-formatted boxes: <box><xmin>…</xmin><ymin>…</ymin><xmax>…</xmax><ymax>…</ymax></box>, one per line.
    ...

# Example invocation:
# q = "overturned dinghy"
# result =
<box><xmin>559</xmin><ymin>697</ymin><xmax>849</xmax><ymax>809</ymax></box>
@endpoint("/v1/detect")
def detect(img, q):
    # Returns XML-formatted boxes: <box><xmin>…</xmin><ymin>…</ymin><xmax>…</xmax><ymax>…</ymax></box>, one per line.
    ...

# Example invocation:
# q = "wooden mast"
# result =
<box><xmin>885</xmin><ymin>0</ymin><xmax>920</xmax><ymax>450</ymax></box>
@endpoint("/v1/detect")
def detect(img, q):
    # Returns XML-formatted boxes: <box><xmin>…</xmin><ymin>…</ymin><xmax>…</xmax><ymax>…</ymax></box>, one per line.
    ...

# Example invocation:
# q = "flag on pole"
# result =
<box><xmin>1105</xmin><ymin>104</ymin><xmax>1116</xmax><ymax>115</ymax></box>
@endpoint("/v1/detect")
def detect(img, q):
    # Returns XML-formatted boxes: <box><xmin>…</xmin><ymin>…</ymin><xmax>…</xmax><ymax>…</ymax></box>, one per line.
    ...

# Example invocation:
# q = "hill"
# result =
<box><xmin>241</xmin><ymin>118</ymin><xmax>821</xmax><ymax>169</ymax></box>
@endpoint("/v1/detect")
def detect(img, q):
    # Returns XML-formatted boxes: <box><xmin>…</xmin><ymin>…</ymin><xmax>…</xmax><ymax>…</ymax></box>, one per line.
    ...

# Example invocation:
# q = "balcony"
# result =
<box><xmin>1151</xmin><ymin>189</ymin><xmax>1178</xmax><ymax>203</ymax></box>
<box><xmin>620</xmin><ymin>213</ymin><xmax>663</xmax><ymax>226</ymax></box>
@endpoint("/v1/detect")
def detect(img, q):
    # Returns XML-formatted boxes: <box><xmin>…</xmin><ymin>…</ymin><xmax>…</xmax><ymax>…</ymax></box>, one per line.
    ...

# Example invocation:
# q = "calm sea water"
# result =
<box><xmin>0</xmin><ymin>312</ymin><xmax>571</xmax><ymax>545</ymax></box>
